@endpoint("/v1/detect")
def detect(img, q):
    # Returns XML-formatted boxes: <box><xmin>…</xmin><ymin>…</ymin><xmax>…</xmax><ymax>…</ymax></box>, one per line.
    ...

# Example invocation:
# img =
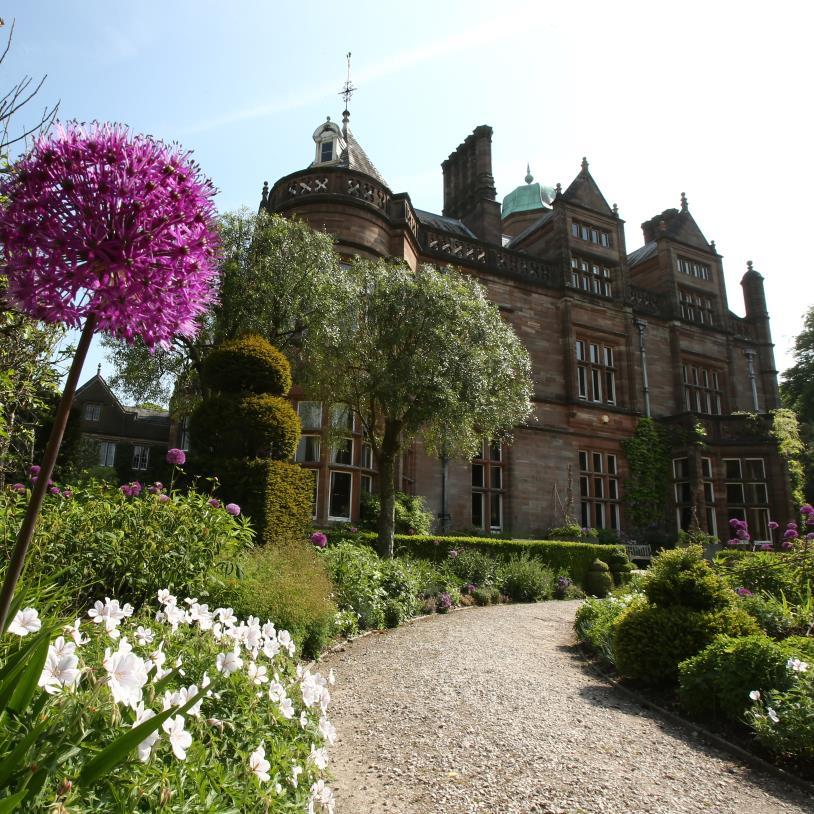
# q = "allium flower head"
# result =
<box><xmin>800</xmin><ymin>503</ymin><xmax>814</xmax><ymax>515</ymax></box>
<box><xmin>311</xmin><ymin>531</ymin><xmax>328</xmax><ymax>548</ymax></box>
<box><xmin>225</xmin><ymin>503</ymin><xmax>240</xmax><ymax>516</ymax></box>
<box><xmin>0</xmin><ymin>122</ymin><xmax>219</xmax><ymax>347</ymax></box>
<box><xmin>768</xmin><ymin>521</ymin><xmax>779</xmax><ymax>530</ymax></box>
<box><xmin>166</xmin><ymin>448</ymin><xmax>186</xmax><ymax>466</ymax></box>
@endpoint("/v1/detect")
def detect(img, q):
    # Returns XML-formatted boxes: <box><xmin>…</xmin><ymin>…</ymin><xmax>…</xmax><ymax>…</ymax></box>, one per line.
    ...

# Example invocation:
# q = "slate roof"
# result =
<box><xmin>340</xmin><ymin>128</ymin><xmax>388</xmax><ymax>187</ymax></box>
<box><xmin>414</xmin><ymin>209</ymin><xmax>477</xmax><ymax>238</ymax></box>
<box><xmin>627</xmin><ymin>241</ymin><xmax>658</xmax><ymax>267</ymax></box>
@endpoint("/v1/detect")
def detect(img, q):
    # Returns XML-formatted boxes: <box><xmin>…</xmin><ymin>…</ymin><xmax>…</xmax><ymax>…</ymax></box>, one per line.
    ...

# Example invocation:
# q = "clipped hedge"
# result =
<box><xmin>353</xmin><ymin>532</ymin><xmax>624</xmax><ymax>586</ymax></box>
<box><xmin>263</xmin><ymin>460</ymin><xmax>313</xmax><ymax>545</ymax></box>
<box><xmin>201</xmin><ymin>333</ymin><xmax>292</xmax><ymax>395</ymax></box>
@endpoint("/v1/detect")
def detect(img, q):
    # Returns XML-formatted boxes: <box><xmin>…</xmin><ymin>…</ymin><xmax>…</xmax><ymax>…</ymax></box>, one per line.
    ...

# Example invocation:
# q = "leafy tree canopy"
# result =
<box><xmin>102</xmin><ymin>210</ymin><xmax>341</xmax><ymax>404</ymax></box>
<box><xmin>304</xmin><ymin>259</ymin><xmax>533</xmax><ymax>555</ymax></box>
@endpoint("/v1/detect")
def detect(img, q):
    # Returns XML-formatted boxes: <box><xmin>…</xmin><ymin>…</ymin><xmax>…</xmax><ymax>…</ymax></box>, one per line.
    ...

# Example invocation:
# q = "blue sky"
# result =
<box><xmin>5</xmin><ymin>0</ymin><xmax>813</xmax><ymax>402</ymax></box>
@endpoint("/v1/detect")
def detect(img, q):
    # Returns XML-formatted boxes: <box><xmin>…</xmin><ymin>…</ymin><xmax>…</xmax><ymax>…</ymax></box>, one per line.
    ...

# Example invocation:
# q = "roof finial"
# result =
<box><xmin>710</xmin><ymin>239</ymin><xmax>716</xmax><ymax>253</ymax></box>
<box><xmin>97</xmin><ymin>363</ymin><xmax>102</xmax><ymax>376</ymax></box>
<box><xmin>581</xmin><ymin>156</ymin><xmax>589</xmax><ymax>172</ymax></box>
<box><xmin>680</xmin><ymin>191</ymin><xmax>688</xmax><ymax>212</ymax></box>
<box><xmin>747</xmin><ymin>259</ymin><xmax>754</xmax><ymax>272</ymax></box>
<box><xmin>261</xmin><ymin>180</ymin><xmax>269</xmax><ymax>205</ymax></box>
<box><xmin>339</xmin><ymin>51</ymin><xmax>356</xmax><ymax>139</ymax></box>
<box><xmin>524</xmin><ymin>163</ymin><xmax>533</xmax><ymax>184</ymax></box>
<box><xmin>612</xmin><ymin>202</ymin><xmax>619</xmax><ymax>217</ymax></box>
<box><xmin>555</xmin><ymin>182</ymin><xmax>562</xmax><ymax>196</ymax></box>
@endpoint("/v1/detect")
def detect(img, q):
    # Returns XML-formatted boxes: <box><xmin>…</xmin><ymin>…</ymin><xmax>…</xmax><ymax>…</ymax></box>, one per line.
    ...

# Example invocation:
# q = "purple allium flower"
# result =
<box><xmin>61</xmin><ymin>490</ymin><xmax>72</xmax><ymax>499</ymax></box>
<box><xmin>310</xmin><ymin>531</ymin><xmax>328</xmax><ymax>548</ymax></box>
<box><xmin>448</xmin><ymin>549</ymin><xmax>458</xmax><ymax>559</ymax></box>
<box><xmin>736</xmin><ymin>528</ymin><xmax>750</xmax><ymax>540</ymax></box>
<box><xmin>11</xmin><ymin>483</ymin><xmax>25</xmax><ymax>493</ymax></box>
<box><xmin>807</xmin><ymin>515</ymin><xmax>814</xmax><ymax>526</ymax></box>
<box><xmin>800</xmin><ymin>504</ymin><xmax>814</xmax><ymax>515</ymax></box>
<box><xmin>158</xmin><ymin>494</ymin><xmax>170</xmax><ymax>504</ymax></box>
<box><xmin>781</xmin><ymin>541</ymin><xmax>793</xmax><ymax>550</ymax></box>
<box><xmin>729</xmin><ymin>517</ymin><xmax>741</xmax><ymax>527</ymax></box>
<box><xmin>208</xmin><ymin>498</ymin><xmax>221</xmax><ymax>509</ymax></box>
<box><xmin>784</xmin><ymin>529</ymin><xmax>799</xmax><ymax>539</ymax></box>
<box><xmin>807</xmin><ymin>533</ymin><xmax>814</xmax><ymax>541</ymax></box>
<box><xmin>29</xmin><ymin>465</ymin><xmax>41</xmax><ymax>477</ymax></box>
<box><xmin>438</xmin><ymin>592</ymin><xmax>453</xmax><ymax>611</ymax></box>
<box><xmin>735</xmin><ymin>587</ymin><xmax>753</xmax><ymax>597</ymax></box>
<box><xmin>760</xmin><ymin>543</ymin><xmax>773</xmax><ymax>551</ymax></box>
<box><xmin>787</xmin><ymin>521</ymin><xmax>798</xmax><ymax>529</ymax></box>
<box><xmin>48</xmin><ymin>486</ymin><xmax>61</xmax><ymax>496</ymax></box>
<box><xmin>29</xmin><ymin>477</ymin><xmax>37</xmax><ymax>486</ymax></box>
<box><xmin>349</xmin><ymin>526</ymin><xmax>358</xmax><ymax>533</ymax></box>
<box><xmin>768</xmin><ymin>521</ymin><xmax>779</xmax><ymax>530</ymax></box>
<box><xmin>119</xmin><ymin>484</ymin><xmax>132</xmax><ymax>497</ymax></box>
<box><xmin>166</xmin><ymin>448</ymin><xmax>186</xmax><ymax>466</ymax></box>
<box><xmin>225</xmin><ymin>503</ymin><xmax>240</xmax><ymax>516</ymax></box>
<box><xmin>0</xmin><ymin>123</ymin><xmax>219</xmax><ymax>348</ymax></box>
<box><xmin>556</xmin><ymin>576</ymin><xmax>573</xmax><ymax>588</ymax></box>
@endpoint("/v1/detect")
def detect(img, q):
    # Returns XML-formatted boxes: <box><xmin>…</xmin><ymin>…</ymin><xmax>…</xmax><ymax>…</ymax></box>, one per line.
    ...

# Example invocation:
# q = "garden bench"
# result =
<box><xmin>624</xmin><ymin>543</ymin><xmax>652</xmax><ymax>563</ymax></box>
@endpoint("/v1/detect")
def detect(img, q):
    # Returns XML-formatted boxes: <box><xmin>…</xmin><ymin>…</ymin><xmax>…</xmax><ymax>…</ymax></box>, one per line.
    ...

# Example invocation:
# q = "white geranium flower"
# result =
<box><xmin>278</xmin><ymin>630</ymin><xmax>295</xmax><ymax>657</ymax></box>
<box><xmin>300</xmin><ymin>710</ymin><xmax>308</xmax><ymax>730</ymax></box>
<box><xmin>157</xmin><ymin>589</ymin><xmax>176</xmax><ymax>606</ymax></box>
<box><xmin>279</xmin><ymin>697</ymin><xmax>295</xmax><ymax>719</ymax></box>
<box><xmin>268</xmin><ymin>680</ymin><xmax>286</xmax><ymax>703</ymax></box>
<box><xmin>301</xmin><ymin>673</ymin><xmax>322</xmax><ymax>708</ymax></box>
<box><xmin>787</xmin><ymin>657</ymin><xmax>809</xmax><ymax>673</ymax></box>
<box><xmin>150</xmin><ymin>642</ymin><xmax>170</xmax><ymax>679</ymax></box>
<box><xmin>262</xmin><ymin>621</ymin><xmax>276</xmax><ymax>639</ymax></box>
<box><xmin>290</xmin><ymin>764</ymin><xmax>303</xmax><ymax>787</ymax></box>
<box><xmin>249</xmin><ymin>744</ymin><xmax>271</xmax><ymax>783</ymax></box>
<box><xmin>162</xmin><ymin>714</ymin><xmax>192</xmax><ymax>760</ymax></box>
<box><xmin>262</xmin><ymin>637</ymin><xmax>281</xmax><ymax>659</ymax></box>
<box><xmin>164</xmin><ymin>604</ymin><xmax>188</xmax><ymax>632</ymax></box>
<box><xmin>184</xmin><ymin>597</ymin><xmax>198</xmax><ymax>606</ymax></box>
<box><xmin>245</xmin><ymin>623</ymin><xmax>263</xmax><ymax>652</ymax></box>
<box><xmin>105</xmin><ymin>650</ymin><xmax>149</xmax><ymax>709</ymax></box>
<box><xmin>248</xmin><ymin>662</ymin><xmax>269</xmax><ymax>685</ymax></box>
<box><xmin>308</xmin><ymin>779</ymin><xmax>336</xmax><ymax>814</ymax></box>
<box><xmin>88</xmin><ymin>598</ymin><xmax>132</xmax><ymax>637</ymax></box>
<box><xmin>216</xmin><ymin>607</ymin><xmax>237</xmax><ymax>627</ymax></box>
<box><xmin>9</xmin><ymin>607</ymin><xmax>41</xmax><ymax>636</ymax></box>
<box><xmin>65</xmin><ymin>618</ymin><xmax>88</xmax><ymax>646</ymax></box>
<box><xmin>133</xmin><ymin>702</ymin><xmax>159</xmax><ymax>762</ymax></box>
<box><xmin>135</xmin><ymin>626</ymin><xmax>154</xmax><ymax>646</ymax></box>
<box><xmin>318</xmin><ymin>715</ymin><xmax>337</xmax><ymax>744</ymax></box>
<box><xmin>320</xmin><ymin>687</ymin><xmax>331</xmax><ymax>714</ymax></box>
<box><xmin>216</xmin><ymin>648</ymin><xmax>243</xmax><ymax>675</ymax></box>
<box><xmin>38</xmin><ymin>638</ymin><xmax>80</xmax><ymax>693</ymax></box>
<box><xmin>275</xmin><ymin>782</ymin><xmax>284</xmax><ymax>796</ymax></box>
<box><xmin>308</xmin><ymin>744</ymin><xmax>329</xmax><ymax>771</ymax></box>
<box><xmin>767</xmin><ymin>707</ymin><xmax>780</xmax><ymax>723</ymax></box>
<box><xmin>749</xmin><ymin>690</ymin><xmax>761</xmax><ymax>701</ymax></box>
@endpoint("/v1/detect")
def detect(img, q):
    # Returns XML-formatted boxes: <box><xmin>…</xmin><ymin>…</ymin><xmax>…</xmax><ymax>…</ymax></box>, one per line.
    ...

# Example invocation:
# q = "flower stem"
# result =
<box><xmin>0</xmin><ymin>313</ymin><xmax>98</xmax><ymax>631</ymax></box>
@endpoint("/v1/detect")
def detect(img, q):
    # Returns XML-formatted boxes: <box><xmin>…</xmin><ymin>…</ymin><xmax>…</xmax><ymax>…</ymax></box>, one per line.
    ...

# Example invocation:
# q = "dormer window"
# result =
<box><xmin>320</xmin><ymin>141</ymin><xmax>333</xmax><ymax>163</ymax></box>
<box><xmin>312</xmin><ymin>118</ymin><xmax>344</xmax><ymax>167</ymax></box>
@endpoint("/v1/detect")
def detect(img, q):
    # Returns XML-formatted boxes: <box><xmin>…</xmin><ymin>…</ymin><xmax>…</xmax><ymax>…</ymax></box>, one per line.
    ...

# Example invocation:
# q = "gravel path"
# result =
<box><xmin>319</xmin><ymin>601</ymin><xmax>814</xmax><ymax>814</ymax></box>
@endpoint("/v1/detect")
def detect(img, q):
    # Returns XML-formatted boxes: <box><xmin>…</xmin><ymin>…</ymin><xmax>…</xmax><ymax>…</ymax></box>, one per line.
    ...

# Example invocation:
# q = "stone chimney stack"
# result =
<box><xmin>441</xmin><ymin>125</ymin><xmax>501</xmax><ymax>244</ymax></box>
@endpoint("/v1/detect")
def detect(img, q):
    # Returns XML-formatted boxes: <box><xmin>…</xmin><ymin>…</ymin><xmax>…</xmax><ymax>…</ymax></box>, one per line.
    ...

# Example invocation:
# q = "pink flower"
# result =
<box><xmin>208</xmin><ymin>498</ymin><xmax>220</xmax><ymax>509</ymax></box>
<box><xmin>768</xmin><ymin>521</ymin><xmax>779</xmax><ymax>530</ymax></box>
<box><xmin>310</xmin><ymin>531</ymin><xmax>327</xmax><ymax>548</ymax></box>
<box><xmin>225</xmin><ymin>503</ymin><xmax>240</xmax><ymax>516</ymax></box>
<box><xmin>166</xmin><ymin>448</ymin><xmax>186</xmax><ymax>466</ymax></box>
<box><xmin>11</xmin><ymin>483</ymin><xmax>25</xmax><ymax>493</ymax></box>
<box><xmin>158</xmin><ymin>494</ymin><xmax>170</xmax><ymax>504</ymax></box>
<box><xmin>448</xmin><ymin>549</ymin><xmax>458</xmax><ymax>559</ymax></box>
<box><xmin>49</xmin><ymin>486</ymin><xmax>61</xmax><ymax>496</ymax></box>
<box><xmin>800</xmin><ymin>504</ymin><xmax>814</xmax><ymax>515</ymax></box>
<box><xmin>29</xmin><ymin>465</ymin><xmax>41</xmax><ymax>477</ymax></box>
<box><xmin>0</xmin><ymin>122</ymin><xmax>219</xmax><ymax>348</ymax></box>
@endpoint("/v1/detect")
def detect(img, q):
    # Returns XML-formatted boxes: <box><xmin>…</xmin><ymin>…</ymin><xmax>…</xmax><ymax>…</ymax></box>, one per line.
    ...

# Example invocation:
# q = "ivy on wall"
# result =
<box><xmin>770</xmin><ymin>408</ymin><xmax>805</xmax><ymax>506</ymax></box>
<box><xmin>621</xmin><ymin>417</ymin><xmax>671</xmax><ymax>532</ymax></box>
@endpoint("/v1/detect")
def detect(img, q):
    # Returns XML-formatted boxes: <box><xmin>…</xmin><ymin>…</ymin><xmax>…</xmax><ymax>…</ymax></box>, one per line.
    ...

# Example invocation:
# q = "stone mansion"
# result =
<box><xmin>254</xmin><ymin>110</ymin><xmax>791</xmax><ymax>541</ymax></box>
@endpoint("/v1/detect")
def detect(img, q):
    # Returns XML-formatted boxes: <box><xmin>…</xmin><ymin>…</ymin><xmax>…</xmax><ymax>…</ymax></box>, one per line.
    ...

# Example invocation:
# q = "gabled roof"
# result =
<box><xmin>560</xmin><ymin>158</ymin><xmax>613</xmax><ymax>215</ymax></box>
<box><xmin>627</xmin><ymin>241</ymin><xmax>658</xmax><ymax>268</ymax></box>
<box><xmin>641</xmin><ymin>203</ymin><xmax>711</xmax><ymax>251</ymax></box>
<box><xmin>414</xmin><ymin>209</ymin><xmax>476</xmax><ymax>239</ymax></box>
<box><xmin>506</xmin><ymin>210</ymin><xmax>556</xmax><ymax>248</ymax></box>
<box><xmin>340</xmin><ymin>128</ymin><xmax>388</xmax><ymax>187</ymax></box>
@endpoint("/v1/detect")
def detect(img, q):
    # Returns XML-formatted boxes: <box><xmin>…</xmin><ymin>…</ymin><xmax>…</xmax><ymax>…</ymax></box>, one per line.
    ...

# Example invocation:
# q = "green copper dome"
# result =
<box><xmin>501</xmin><ymin>166</ymin><xmax>555</xmax><ymax>218</ymax></box>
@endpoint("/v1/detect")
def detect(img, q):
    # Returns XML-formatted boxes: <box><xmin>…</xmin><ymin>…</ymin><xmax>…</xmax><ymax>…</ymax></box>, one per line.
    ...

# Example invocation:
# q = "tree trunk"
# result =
<box><xmin>376</xmin><ymin>420</ymin><xmax>401</xmax><ymax>559</ymax></box>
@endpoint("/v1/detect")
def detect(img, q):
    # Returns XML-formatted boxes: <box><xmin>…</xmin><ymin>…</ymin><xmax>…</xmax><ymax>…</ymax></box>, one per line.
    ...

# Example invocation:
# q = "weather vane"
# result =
<box><xmin>339</xmin><ymin>51</ymin><xmax>356</xmax><ymax>110</ymax></box>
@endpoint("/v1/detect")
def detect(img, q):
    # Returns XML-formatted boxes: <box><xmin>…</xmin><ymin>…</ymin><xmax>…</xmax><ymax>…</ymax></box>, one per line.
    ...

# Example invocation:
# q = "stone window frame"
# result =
<box><xmin>676</xmin><ymin>255</ymin><xmax>711</xmax><ymax>281</ymax></box>
<box><xmin>131</xmin><ymin>444</ymin><xmax>150</xmax><ymax>471</ymax></box>
<box><xmin>578</xmin><ymin>449</ymin><xmax>620</xmax><ymax>531</ymax></box>
<box><xmin>575</xmin><ymin>337</ymin><xmax>618</xmax><ymax>406</ymax></box>
<box><xmin>83</xmin><ymin>402</ymin><xmax>102</xmax><ymax>422</ymax></box>
<box><xmin>471</xmin><ymin>440</ymin><xmax>505</xmax><ymax>532</ymax></box>
<box><xmin>679</xmin><ymin>286</ymin><xmax>715</xmax><ymax>326</ymax></box>
<box><xmin>569</xmin><ymin>255</ymin><xmax>612</xmax><ymax>297</ymax></box>
<box><xmin>682</xmin><ymin>362</ymin><xmax>723</xmax><ymax>415</ymax></box>
<box><xmin>571</xmin><ymin>219</ymin><xmax>612</xmax><ymax>249</ymax></box>
<box><xmin>723</xmin><ymin>457</ymin><xmax>771</xmax><ymax>542</ymax></box>
<box><xmin>98</xmin><ymin>440</ymin><xmax>116</xmax><ymax>468</ymax></box>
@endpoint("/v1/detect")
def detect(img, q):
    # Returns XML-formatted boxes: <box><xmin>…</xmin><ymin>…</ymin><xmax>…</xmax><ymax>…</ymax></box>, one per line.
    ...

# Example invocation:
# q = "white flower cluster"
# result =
<box><xmin>6</xmin><ymin>591</ymin><xmax>337</xmax><ymax>811</ymax></box>
<box><xmin>786</xmin><ymin>657</ymin><xmax>809</xmax><ymax>673</ymax></box>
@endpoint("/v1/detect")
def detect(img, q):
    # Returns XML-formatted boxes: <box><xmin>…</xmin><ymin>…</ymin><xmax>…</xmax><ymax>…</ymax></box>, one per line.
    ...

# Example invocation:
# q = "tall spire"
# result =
<box><xmin>339</xmin><ymin>51</ymin><xmax>356</xmax><ymax>139</ymax></box>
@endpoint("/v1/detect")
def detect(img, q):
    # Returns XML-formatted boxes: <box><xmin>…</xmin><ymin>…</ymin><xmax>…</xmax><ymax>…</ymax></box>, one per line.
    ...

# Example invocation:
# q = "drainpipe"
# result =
<box><xmin>634</xmin><ymin>318</ymin><xmax>651</xmax><ymax>418</ymax></box>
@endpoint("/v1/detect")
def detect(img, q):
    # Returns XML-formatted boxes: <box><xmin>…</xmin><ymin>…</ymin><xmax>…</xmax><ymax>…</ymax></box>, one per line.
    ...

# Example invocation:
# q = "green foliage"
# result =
<box><xmin>320</xmin><ymin>543</ymin><xmax>386</xmax><ymax>630</ymax></box>
<box><xmin>211</xmin><ymin>541</ymin><xmax>336</xmax><ymax>659</ymax></box>
<box><xmin>678</xmin><ymin>634</ymin><xmax>814</xmax><ymax>723</ymax></box>
<box><xmin>584</xmin><ymin>559</ymin><xmax>614</xmax><ymax>597</ymax></box>
<box><xmin>716</xmin><ymin>551</ymin><xmax>803</xmax><ymax>602</ymax></box>
<box><xmin>472</xmin><ymin>586</ymin><xmax>500</xmax><ymax>606</ymax></box>
<box><xmin>498</xmin><ymin>555</ymin><xmax>554</xmax><ymax>602</ymax></box>
<box><xmin>447</xmin><ymin>548</ymin><xmax>500</xmax><ymax>587</ymax></box>
<box><xmin>546</xmin><ymin>524</ymin><xmax>597</xmax><ymax>542</ymax></box>
<box><xmin>645</xmin><ymin>546</ymin><xmax>734</xmax><ymax>611</ymax></box>
<box><xmin>362</xmin><ymin>532</ymin><xmax>622</xmax><ymax>586</ymax></box>
<box><xmin>263</xmin><ymin>460</ymin><xmax>313</xmax><ymax>544</ymax></box>
<box><xmin>575</xmin><ymin>593</ymin><xmax>646</xmax><ymax>665</ymax></box>
<box><xmin>0</xmin><ymin>480</ymin><xmax>252</xmax><ymax>610</ymax></box>
<box><xmin>613</xmin><ymin>603</ymin><xmax>758</xmax><ymax>684</ymax></box>
<box><xmin>359</xmin><ymin>490</ymin><xmax>434</xmax><ymax>536</ymax></box>
<box><xmin>739</xmin><ymin>593</ymin><xmax>797</xmax><ymax>638</ymax></box>
<box><xmin>621</xmin><ymin>417</ymin><xmax>670</xmax><ymax>532</ymax></box>
<box><xmin>304</xmin><ymin>258</ymin><xmax>533</xmax><ymax>555</ymax></box>
<box><xmin>771</xmin><ymin>408</ymin><xmax>806</xmax><ymax>505</ymax></box>
<box><xmin>201</xmin><ymin>333</ymin><xmax>292</xmax><ymax>396</ymax></box>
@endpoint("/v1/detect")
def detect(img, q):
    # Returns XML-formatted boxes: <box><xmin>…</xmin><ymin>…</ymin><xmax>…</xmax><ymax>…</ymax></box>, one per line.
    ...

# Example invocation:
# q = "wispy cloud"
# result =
<box><xmin>179</xmin><ymin>4</ymin><xmax>535</xmax><ymax>136</ymax></box>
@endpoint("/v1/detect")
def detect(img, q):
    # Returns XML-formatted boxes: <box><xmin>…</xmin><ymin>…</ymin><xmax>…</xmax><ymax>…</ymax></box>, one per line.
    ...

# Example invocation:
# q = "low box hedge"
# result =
<box><xmin>353</xmin><ymin>532</ymin><xmax>624</xmax><ymax>586</ymax></box>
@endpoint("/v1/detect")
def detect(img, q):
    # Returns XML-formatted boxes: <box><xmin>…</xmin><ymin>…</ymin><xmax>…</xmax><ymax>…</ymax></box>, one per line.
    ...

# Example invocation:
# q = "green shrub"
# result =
<box><xmin>365</xmin><ymin>532</ymin><xmax>622</xmax><ymax>586</ymax></box>
<box><xmin>739</xmin><ymin>593</ymin><xmax>796</xmax><ymax>638</ymax></box>
<box><xmin>499</xmin><ymin>555</ymin><xmax>553</xmax><ymax>602</ymax></box>
<box><xmin>448</xmin><ymin>548</ymin><xmax>500</xmax><ymax>587</ymax></box>
<box><xmin>0</xmin><ymin>480</ymin><xmax>252</xmax><ymax>611</ymax></box>
<box><xmin>678</xmin><ymin>634</ymin><xmax>814</xmax><ymax>723</ymax></box>
<box><xmin>210</xmin><ymin>540</ymin><xmax>336</xmax><ymax>659</ymax></box>
<box><xmin>716</xmin><ymin>551</ymin><xmax>803</xmax><ymax>602</ymax></box>
<box><xmin>201</xmin><ymin>333</ymin><xmax>292</xmax><ymax>395</ymax></box>
<box><xmin>585</xmin><ymin>559</ymin><xmax>614</xmax><ymax>597</ymax></box>
<box><xmin>321</xmin><ymin>542</ymin><xmax>390</xmax><ymax>630</ymax></box>
<box><xmin>613</xmin><ymin>603</ymin><xmax>759</xmax><ymax>684</ymax></box>
<box><xmin>645</xmin><ymin>546</ymin><xmax>733</xmax><ymax>611</ymax></box>
<box><xmin>575</xmin><ymin>593</ymin><xmax>646</xmax><ymax>664</ymax></box>
<box><xmin>546</xmin><ymin>524</ymin><xmax>592</xmax><ymax>542</ymax></box>
<box><xmin>472</xmin><ymin>586</ymin><xmax>494</xmax><ymax>606</ymax></box>
<box><xmin>359</xmin><ymin>490</ymin><xmax>434</xmax><ymax>536</ymax></box>
<box><xmin>263</xmin><ymin>460</ymin><xmax>313</xmax><ymax>544</ymax></box>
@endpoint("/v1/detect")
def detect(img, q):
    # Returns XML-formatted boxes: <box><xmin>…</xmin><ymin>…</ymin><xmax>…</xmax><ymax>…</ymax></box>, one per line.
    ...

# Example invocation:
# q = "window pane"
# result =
<box><xmin>609</xmin><ymin>478</ymin><xmax>618</xmax><ymax>499</ymax></box>
<box><xmin>701</xmin><ymin>458</ymin><xmax>712</xmax><ymax>479</ymax></box>
<box><xmin>490</xmin><ymin>493</ymin><xmax>502</xmax><ymax>530</ymax></box>
<box><xmin>472</xmin><ymin>492</ymin><xmax>484</xmax><ymax>528</ymax></box>
<box><xmin>332</xmin><ymin>438</ymin><xmax>353</xmax><ymax>465</ymax></box>
<box><xmin>580</xmin><ymin>476</ymin><xmax>589</xmax><ymax>497</ymax></box>
<box><xmin>592</xmin><ymin>453</ymin><xmax>603</xmax><ymax>473</ymax></box>
<box><xmin>490</xmin><ymin>467</ymin><xmax>502</xmax><ymax>489</ymax></box>
<box><xmin>745</xmin><ymin>459</ymin><xmax>765</xmax><ymax>480</ymax></box>
<box><xmin>360</xmin><ymin>475</ymin><xmax>372</xmax><ymax>495</ymax></box>
<box><xmin>610</xmin><ymin>503</ymin><xmax>619</xmax><ymax>530</ymax></box>
<box><xmin>726</xmin><ymin>483</ymin><xmax>745</xmax><ymax>503</ymax></box>
<box><xmin>296</xmin><ymin>436</ymin><xmax>321</xmax><ymax>463</ymax></box>
<box><xmin>607</xmin><ymin>455</ymin><xmax>617</xmax><ymax>475</ymax></box>
<box><xmin>298</xmin><ymin>401</ymin><xmax>322</xmax><ymax>431</ymax></box>
<box><xmin>577</xmin><ymin>366</ymin><xmax>587</xmax><ymax>398</ymax></box>
<box><xmin>703</xmin><ymin>482</ymin><xmax>714</xmax><ymax>502</ymax></box>
<box><xmin>593</xmin><ymin>477</ymin><xmax>604</xmax><ymax>498</ymax></box>
<box><xmin>489</xmin><ymin>442</ymin><xmax>502</xmax><ymax>461</ymax></box>
<box><xmin>605</xmin><ymin>371</ymin><xmax>615</xmax><ymax>403</ymax></box>
<box><xmin>329</xmin><ymin>472</ymin><xmax>352</xmax><ymax>519</ymax></box>
<box><xmin>591</xmin><ymin>368</ymin><xmax>601</xmax><ymax>401</ymax></box>
<box><xmin>724</xmin><ymin>459</ymin><xmax>742</xmax><ymax>480</ymax></box>
<box><xmin>331</xmin><ymin>404</ymin><xmax>353</xmax><ymax>431</ymax></box>
<box><xmin>579</xmin><ymin>451</ymin><xmax>589</xmax><ymax>472</ymax></box>
<box><xmin>321</xmin><ymin>141</ymin><xmax>333</xmax><ymax>162</ymax></box>
<box><xmin>575</xmin><ymin>340</ymin><xmax>585</xmax><ymax>361</ymax></box>
<box><xmin>471</xmin><ymin>464</ymin><xmax>484</xmax><ymax>488</ymax></box>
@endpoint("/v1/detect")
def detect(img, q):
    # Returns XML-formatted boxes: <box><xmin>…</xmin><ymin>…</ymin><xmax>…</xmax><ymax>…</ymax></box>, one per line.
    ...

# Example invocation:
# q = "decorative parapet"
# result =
<box><xmin>726</xmin><ymin>314</ymin><xmax>758</xmax><ymax>342</ymax></box>
<box><xmin>266</xmin><ymin>168</ymin><xmax>391</xmax><ymax>214</ymax></box>
<box><xmin>627</xmin><ymin>284</ymin><xmax>665</xmax><ymax>317</ymax></box>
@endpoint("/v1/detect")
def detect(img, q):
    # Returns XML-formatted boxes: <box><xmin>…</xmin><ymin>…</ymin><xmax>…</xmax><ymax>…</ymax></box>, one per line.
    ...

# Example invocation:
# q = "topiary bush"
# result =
<box><xmin>263</xmin><ymin>460</ymin><xmax>314</xmax><ymax>544</ymax></box>
<box><xmin>575</xmin><ymin>593</ymin><xmax>647</xmax><ymax>665</ymax></box>
<box><xmin>201</xmin><ymin>333</ymin><xmax>292</xmax><ymax>395</ymax></box>
<box><xmin>644</xmin><ymin>545</ymin><xmax>733</xmax><ymax>611</ymax></box>
<box><xmin>678</xmin><ymin>634</ymin><xmax>814</xmax><ymax>723</ymax></box>
<box><xmin>613</xmin><ymin>603</ymin><xmax>758</xmax><ymax>684</ymax></box>
<box><xmin>499</xmin><ymin>555</ymin><xmax>554</xmax><ymax>602</ymax></box>
<box><xmin>584</xmin><ymin>558</ymin><xmax>614</xmax><ymax>597</ymax></box>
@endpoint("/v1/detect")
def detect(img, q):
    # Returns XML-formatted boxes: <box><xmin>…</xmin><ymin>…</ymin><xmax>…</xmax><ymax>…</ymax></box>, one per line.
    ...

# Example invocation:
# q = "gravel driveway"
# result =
<box><xmin>319</xmin><ymin>601</ymin><xmax>814</xmax><ymax>814</ymax></box>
